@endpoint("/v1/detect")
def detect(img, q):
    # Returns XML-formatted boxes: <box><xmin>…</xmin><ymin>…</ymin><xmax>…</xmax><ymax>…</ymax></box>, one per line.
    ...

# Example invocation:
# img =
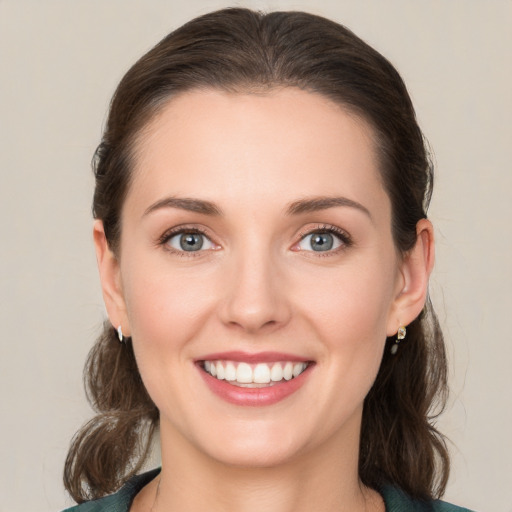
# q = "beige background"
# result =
<box><xmin>0</xmin><ymin>1</ymin><xmax>511</xmax><ymax>511</ymax></box>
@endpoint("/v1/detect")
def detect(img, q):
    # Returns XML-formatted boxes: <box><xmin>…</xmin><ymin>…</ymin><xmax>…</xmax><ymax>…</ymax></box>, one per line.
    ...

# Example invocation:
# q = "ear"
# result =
<box><xmin>93</xmin><ymin>220</ymin><xmax>131</xmax><ymax>336</ymax></box>
<box><xmin>387</xmin><ymin>218</ymin><xmax>435</xmax><ymax>336</ymax></box>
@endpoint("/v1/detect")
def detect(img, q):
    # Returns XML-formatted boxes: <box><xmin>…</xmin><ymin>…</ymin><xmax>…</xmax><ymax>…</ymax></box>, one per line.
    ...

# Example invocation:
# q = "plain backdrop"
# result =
<box><xmin>0</xmin><ymin>1</ymin><xmax>511</xmax><ymax>511</ymax></box>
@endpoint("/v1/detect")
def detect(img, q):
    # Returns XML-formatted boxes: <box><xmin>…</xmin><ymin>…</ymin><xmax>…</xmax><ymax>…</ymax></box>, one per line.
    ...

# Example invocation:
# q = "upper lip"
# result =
<box><xmin>196</xmin><ymin>351</ymin><xmax>312</xmax><ymax>363</ymax></box>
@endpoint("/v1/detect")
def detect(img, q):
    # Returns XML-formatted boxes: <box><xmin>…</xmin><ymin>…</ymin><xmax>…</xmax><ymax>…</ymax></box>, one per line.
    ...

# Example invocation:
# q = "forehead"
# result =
<box><xmin>127</xmin><ymin>87</ymin><xmax>387</xmax><ymax>216</ymax></box>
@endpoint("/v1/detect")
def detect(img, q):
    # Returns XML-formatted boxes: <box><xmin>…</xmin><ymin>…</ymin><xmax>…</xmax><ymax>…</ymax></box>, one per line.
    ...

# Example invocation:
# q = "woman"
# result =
<box><xmin>63</xmin><ymin>8</ymin><xmax>473</xmax><ymax>512</ymax></box>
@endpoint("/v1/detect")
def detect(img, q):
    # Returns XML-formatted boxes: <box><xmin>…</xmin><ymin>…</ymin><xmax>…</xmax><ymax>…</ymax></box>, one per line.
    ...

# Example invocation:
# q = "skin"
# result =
<box><xmin>94</xmin><ymin>88</ymin><xmax>434</xmax><ymax>512</ymax></box>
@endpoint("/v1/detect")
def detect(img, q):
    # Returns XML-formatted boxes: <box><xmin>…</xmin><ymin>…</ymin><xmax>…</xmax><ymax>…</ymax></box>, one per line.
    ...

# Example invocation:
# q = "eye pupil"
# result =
<box><xmin>311</xmin><ymin>233</ymin><xmax>333</xmax><ymax>251</ymax></box>
<box><xmin>180</xmin><ymin>233</ymin><xmax>203</xmax><ymax>251</ymax></box>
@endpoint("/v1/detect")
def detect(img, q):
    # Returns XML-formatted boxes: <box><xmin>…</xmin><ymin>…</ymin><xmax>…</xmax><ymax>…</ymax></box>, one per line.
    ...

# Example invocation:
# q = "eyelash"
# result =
<box><xmin>296</xmin><ymin>224</ymin><xmax>353</xmax><ymax>255</ymax></box>
<box><xmin>157</xmin><ymin>224</ymin><xmax>353</xmax><ymax>256</ymax></box>
<box><xmin>157</xmin><ymin>226</ymin><xmax>214</xmax><ymax>257</ymax></box>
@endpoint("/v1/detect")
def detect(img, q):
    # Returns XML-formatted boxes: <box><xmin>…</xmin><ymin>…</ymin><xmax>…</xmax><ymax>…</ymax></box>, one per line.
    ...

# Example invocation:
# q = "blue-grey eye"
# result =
<box><xmin>167</xmin><ymin>232</ymin><xmax>214</xmax><ymax>252</ymax></box>
<box><xmin>298</xmin><ymin>232</ymin><xmax>342</xmax><ymax>252</ymax></box>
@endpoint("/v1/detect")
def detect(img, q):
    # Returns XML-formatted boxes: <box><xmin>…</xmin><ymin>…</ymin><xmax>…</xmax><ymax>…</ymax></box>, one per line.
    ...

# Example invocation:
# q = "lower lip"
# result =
<box><xmin>197</xmin><ymin>364</ymin><xmax>313</xmax><ymax>407</ymax></box>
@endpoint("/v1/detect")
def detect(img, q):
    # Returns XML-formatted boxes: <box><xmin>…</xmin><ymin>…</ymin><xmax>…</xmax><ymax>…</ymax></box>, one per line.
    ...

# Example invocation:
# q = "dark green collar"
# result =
<box><xmin>63</xmin><ymin>469</ymin><xmax>473</xmax><ymax>512</ymax></box>
<box><xmin>379</xmin><ymin>484</ymin><xmax>474</xmax><ymax>512</ymax></box>
<box><xmin>62</xmin><ymin>468</ymin><xmax>161</xmax><ymax>512</ymax></box>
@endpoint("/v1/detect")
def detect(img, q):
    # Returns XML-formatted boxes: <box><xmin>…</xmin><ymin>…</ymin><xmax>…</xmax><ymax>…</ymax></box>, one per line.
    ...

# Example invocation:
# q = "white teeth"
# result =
<box><xmin>203</xmin><ymin>360</ymin><xmax>309</xmax><ymax>385</ymax></box>
<box><xmin>216</xmin><ymin>362</ymin><xmax>225</xmax><ymax>380</ymax></box>
<box><xmin>236</xmin><ymin>362</ymin><xmax>253</xmax><ymax>383</ymax></box>
<box><xmin>293</xmin><ymin>363</ymin><xmax>306</xmax><ymax>377</ymax></box>
<box><xmin>225</xmin><ymin>362</ymin><xmax>236</xmax><ymax>381</ymax></box>
<box><xmin>270</xmin><ymin>364</ymin><xmax>283</xmax><ymax>382</ymax></box>
<box><xmin>253</xmin><ymin>363</ymin><xmax>271</xmax><ymax>384</ymax></box>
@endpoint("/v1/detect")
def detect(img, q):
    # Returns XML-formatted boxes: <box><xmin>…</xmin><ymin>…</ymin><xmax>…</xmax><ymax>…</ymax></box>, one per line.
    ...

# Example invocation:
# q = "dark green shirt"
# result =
<box><xmin>62</xmin><ymin>468</ymin><xmax>475</xmax><ymax>512</ymax></box>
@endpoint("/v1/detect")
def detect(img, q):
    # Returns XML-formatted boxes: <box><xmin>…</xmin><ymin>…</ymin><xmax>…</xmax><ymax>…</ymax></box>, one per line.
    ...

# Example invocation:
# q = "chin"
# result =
<box><xmin>182</xmin><ymin>417</ymin><xmax>307</xmax><ymax>468</ymax></box>
<box><xmin>205</xmin><ymin>439</ymin><xmax>303</xmax><ymax>469</ymax></box>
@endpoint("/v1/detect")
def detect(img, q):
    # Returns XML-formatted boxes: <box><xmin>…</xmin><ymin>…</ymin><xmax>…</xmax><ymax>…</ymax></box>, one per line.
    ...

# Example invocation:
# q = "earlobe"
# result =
<box><xmin>93</xmin><ymin>220</ymin><xmax>130</xmax><ymax>336</ymax></box>
<box><xmin>387</xmin><ymin>219</ymin><xmax>435</xmax><ymax>336</ymax></box>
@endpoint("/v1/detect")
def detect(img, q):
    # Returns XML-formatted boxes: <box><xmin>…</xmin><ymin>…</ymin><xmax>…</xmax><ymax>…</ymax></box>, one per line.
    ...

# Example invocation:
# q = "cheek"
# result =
<box><xmin>297</xmin><ymin>262</ymin><xmax>397</xmax><ymax>342</ymax></box>
<box><xmin>295</xmin><ymin>257</ymin><xmax>398</xmax><ymax>392</ymax></box>
<box><xmin>119</xmin><ymin>262</ymin><xmax>218</xmax><ymax>419</ymax></box>
<box><xmin>120</xmin><ymin>260</ymin><xmax>216</xmax><ymax>358</ymax></box>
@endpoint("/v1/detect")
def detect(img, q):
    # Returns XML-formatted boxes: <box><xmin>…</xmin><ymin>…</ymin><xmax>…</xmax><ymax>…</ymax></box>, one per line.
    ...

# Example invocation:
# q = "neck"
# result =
<box><xmin>150</xmin><ymin>417</ymin><xmax>381</xmax><ymax>512</ymax></box>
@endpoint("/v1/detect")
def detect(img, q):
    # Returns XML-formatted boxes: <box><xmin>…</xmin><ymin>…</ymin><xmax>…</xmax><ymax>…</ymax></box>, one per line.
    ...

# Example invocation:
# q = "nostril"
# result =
<box><xmin>218</xmin><ymin>268</ymin><xmax>292</xmax><ymax>332</ymax></box>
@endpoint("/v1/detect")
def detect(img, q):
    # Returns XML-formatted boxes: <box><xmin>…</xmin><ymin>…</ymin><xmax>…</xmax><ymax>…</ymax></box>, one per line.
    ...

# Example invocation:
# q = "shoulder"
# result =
<box><xmin>61</xmin><ymin>468</ymin><xmax>161</xmax><ymax>512</ymax></box>
<box><xmin>380</xmin><ymin>485</ymin><xmax>476</xmax><ymax>512</ymax></box>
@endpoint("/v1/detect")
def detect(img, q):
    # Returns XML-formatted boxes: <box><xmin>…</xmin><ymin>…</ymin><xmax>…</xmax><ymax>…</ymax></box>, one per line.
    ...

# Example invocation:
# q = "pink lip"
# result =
<box><xmin>196</xmin><ymin>358</ymin><xmax>314</xmax><ymax>407</ymax></box>
<box><xmin>197</xmin><ymin>351</ymin><xmax>310</xmax><ymax>363</ymax></box>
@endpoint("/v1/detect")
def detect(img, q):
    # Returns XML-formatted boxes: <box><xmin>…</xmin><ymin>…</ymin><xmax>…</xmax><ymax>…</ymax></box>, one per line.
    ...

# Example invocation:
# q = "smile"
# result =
<box><xmin>197</xmin><ymin>352</ymin><xmax>314</xmax><ymax>406</ymax></box>
<box><xmin>202</xmin><ymin>360</ymin><xmax>309</xmax><ymax>387</ymax></box>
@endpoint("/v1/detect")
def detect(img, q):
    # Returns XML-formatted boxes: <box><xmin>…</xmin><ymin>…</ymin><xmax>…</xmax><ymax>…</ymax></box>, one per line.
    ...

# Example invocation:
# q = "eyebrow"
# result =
<box><xmin>143</xmin><ymin>197</ymin><xmax>223</xmax><ymax>217</ymax></box>
<box><xmin>286</xmin><ymin>196</ymin><xmax>372</xmax><ymax>220</ymax></box>
<box><xmin>143</xmin><ymin>195</ymin><xmax>372</xmax><ymax>220</ymax></box>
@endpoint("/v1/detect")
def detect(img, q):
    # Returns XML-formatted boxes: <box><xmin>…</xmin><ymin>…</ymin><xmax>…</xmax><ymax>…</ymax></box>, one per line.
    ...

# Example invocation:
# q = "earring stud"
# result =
<box><xmin>117</xmin><ymin>325</ymin><xmax>124</xmax><ymax>343</ymax></box>
<box><xmin>390</xmin><ymin>325</ymin><xmax>406</xmax><ymax>355</ymax></box>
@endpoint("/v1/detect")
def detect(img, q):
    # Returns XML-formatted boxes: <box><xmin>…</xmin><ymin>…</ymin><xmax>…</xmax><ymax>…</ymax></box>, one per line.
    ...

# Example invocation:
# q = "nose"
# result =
<box><xmin>218</xmin><ymin>248</ymin><xmax>292</xmax><ymax>334</ymax></box>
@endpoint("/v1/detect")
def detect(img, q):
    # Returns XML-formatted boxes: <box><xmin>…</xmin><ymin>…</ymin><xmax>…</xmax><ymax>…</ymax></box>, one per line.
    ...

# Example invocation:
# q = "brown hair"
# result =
<box><xmin>64</xmin><ymin>7</ymin><xmax>449</xmax><ymax>503</ymax></box>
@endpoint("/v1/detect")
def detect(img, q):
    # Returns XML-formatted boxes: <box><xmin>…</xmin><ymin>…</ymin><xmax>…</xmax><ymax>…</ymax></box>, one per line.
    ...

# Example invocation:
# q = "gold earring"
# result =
<box><xmin>390</xmin><ymin>325</ymin><xmax>406</xmax><ymax>355</ymax></box>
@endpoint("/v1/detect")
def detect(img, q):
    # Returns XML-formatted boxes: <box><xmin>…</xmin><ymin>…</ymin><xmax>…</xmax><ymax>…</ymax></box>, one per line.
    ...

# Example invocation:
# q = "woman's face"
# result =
<box><xmin>98</xmin><ymin>88</ymin><xmax>424</xmax><ymax>468</ymax></box>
